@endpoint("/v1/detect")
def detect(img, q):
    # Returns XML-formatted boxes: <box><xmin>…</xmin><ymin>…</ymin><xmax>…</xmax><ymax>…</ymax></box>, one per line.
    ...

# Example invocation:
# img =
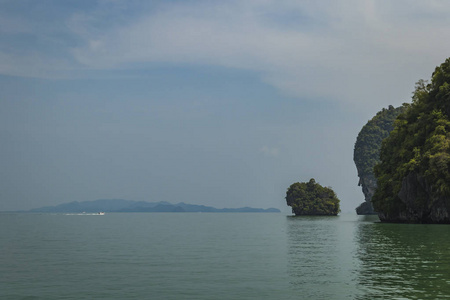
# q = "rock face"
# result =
<box><xmin>355</xmin><ymin>174</ymin><xmax>377</xmax><ymax>215</ymax></box>
<box><xmin>377</xmin><ymin>172</ymin><xmax>450</xmax><ymax>223</ymax></box>
<box><xmin>353</xmin><ymin>105</ymin><xmax>405</xmax><ymax>215</ymax></box>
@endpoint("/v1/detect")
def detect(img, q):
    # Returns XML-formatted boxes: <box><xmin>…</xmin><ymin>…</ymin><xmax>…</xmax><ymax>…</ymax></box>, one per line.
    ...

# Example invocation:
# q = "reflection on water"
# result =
<box><xmin>287</xmin><ymin>215</ymin><xmax>361</xmax><ymax>299</ymax></box>
<box><xmin>287</xmin><ymin>214</ymin><xmax>450</xmax><ymax>299</ymax></box>
<box><xmin>355</xmin><ymin>216</ymin><xmax>450</xmax><ymax>299</ymax></box>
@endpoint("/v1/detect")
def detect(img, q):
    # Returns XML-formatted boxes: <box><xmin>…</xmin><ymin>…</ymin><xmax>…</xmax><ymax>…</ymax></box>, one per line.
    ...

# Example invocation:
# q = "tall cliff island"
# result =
<box><xmin>372</xmin><ymin>57</ymin><xmax>450</xmax><ymax>223</ymax></box>
<box><xmin>353</xmin><ymin>105</ymin><xmax>406</xmax><ymax>214</ymax></box>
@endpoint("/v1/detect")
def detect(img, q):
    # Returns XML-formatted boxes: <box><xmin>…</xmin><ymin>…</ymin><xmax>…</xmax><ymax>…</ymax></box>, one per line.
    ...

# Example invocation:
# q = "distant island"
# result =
<box><xmin>285</xmin><ymin>178</ymin><xmax>340</xmax><ymax>216</ymax></box>
<box><xmin>28</xmin><ymin>199</ymin><xmax>280</xmax><ymax>213</ymax></box>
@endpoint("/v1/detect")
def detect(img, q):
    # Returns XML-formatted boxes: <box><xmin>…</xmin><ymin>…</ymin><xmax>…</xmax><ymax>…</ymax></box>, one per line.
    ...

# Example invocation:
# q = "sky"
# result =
<box><xmin>1</xmin><ymin>0</ymin><xmax>450</xmax><ymax>213</ymax></box>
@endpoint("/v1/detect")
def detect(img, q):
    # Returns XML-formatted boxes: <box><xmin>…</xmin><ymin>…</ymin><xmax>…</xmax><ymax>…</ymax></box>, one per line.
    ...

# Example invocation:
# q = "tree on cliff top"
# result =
<box><xmin>286</xmin><ymin>179</ymin><xmax>340</xmax><ymax>216</ymax></box>
<box><xmin>373</xmin><ymin>57</ymin><xmax>450</xmax><ymax>221</ymax></box>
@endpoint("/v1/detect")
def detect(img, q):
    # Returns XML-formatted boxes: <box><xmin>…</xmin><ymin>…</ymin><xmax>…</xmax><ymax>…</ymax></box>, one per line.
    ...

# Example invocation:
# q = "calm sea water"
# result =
<box><xmin>1</xmin><ymin>212</ymin><xmax>450</xmax><ymax>299</ymax></box>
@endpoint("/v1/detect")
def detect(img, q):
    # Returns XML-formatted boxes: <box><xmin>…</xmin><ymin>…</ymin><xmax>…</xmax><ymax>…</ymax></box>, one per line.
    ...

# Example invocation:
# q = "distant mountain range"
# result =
<box><xmin>29</xmin><ymin>199</ymin><xmax>280</xmax><ymax>213</ymax></box>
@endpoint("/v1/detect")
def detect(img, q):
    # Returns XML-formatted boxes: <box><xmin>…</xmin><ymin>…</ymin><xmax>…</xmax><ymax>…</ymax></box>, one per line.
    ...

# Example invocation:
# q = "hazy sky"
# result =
<box><xmin>1</xmin><ymin>0</ymin><xmax>450</xmax><ymax>212</ymax></box>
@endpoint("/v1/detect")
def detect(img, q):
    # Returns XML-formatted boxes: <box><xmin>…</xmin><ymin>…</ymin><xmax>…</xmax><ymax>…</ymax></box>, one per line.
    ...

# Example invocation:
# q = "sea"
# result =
<box><xmin>1</xmin><ymin>212</ymin><xmax>450</xmax><ymax>300</ymax></box>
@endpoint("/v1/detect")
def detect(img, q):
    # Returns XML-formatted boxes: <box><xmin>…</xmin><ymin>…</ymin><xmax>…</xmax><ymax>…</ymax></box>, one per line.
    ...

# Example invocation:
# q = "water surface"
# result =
<box><xmin>1</xmin><ymin>213</ymin><xmax>450</xmax><ymax>299</ymax></box>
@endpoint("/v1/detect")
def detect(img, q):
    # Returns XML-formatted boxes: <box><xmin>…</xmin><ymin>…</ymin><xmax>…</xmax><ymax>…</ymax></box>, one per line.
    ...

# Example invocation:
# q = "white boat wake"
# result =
<box><xmin>64</xmin><ymin>212</ymin><xmax>105</xmax><ymax>216</ymax></box>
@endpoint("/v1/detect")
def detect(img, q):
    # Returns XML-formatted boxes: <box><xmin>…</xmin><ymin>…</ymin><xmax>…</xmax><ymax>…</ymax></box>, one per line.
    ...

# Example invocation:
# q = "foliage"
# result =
<box><xmin>372</xmin><ymin>58</ymin><xmax>450</xmax><ymax>217</ymax></box>
<box><xmin>354</xmin><ymin>105</ymin><xmax>406</xmax><ymax>177</ymax></box>
<box><xmin>286</xmin><ymin>178</ymin><xmax>340</xmax><ymax>215</ymax></box>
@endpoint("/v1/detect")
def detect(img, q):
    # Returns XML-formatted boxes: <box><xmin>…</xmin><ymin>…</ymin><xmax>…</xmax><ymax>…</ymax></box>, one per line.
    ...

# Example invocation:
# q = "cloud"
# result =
<box><xmin>63</xmin><ymin>0</ymin><xmax>450</xmax><ymax>108</ymax></box>
<box><xmin>2</xmin><ymin>0</ymin><xmax>450</xmax><ymax>108</ymax></box>
<box><xmin>260</xmin><ymin>146</ymin><xmax>279</xmax><ymax>157</ymax></box>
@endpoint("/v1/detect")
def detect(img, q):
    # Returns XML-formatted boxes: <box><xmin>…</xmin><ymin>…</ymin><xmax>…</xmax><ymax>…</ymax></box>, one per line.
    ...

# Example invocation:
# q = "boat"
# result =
<box><xmin>98</xmin><ymin>212</ymin><xmax>105</xmax><ymax>215</ymax></box>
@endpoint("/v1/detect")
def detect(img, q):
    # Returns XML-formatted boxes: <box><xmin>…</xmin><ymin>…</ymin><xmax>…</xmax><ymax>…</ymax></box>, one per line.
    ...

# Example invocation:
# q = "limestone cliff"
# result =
<box><xmin>377</xmin><ymin>172</ymin><xmax>450</xmax><ymax>223</ymax></box>
<box><xmin>372</xmin><ymin>58</ymin><xmax>450</xmax><ymax>223</ymax></box>
<box><xmin>355</xmin><ymin>174</ymin><xmax>377</xmax><ymax>214</ymax></box>
<box><xmin>353</xmin><ymin>106</ymin><xmax>405</xmax><ymax>215</ymax></box>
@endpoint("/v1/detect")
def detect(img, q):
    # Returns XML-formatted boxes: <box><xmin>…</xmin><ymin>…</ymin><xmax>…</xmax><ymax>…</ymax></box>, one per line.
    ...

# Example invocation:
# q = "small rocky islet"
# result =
<box><xmin>285</xmin><ymin>178</ymin><xmax>340</xmax><ymax>216</ymax></box>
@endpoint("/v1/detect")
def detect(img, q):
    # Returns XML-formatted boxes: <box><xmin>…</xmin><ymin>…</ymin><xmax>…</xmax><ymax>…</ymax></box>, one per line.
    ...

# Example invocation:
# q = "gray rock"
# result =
<box><xmin>379</xmin><ymin>172</ymin><xmax>450</xmax><ymax>223</ymax></box>
<box><xmin>355</xmin><ymin>174</ymin><xmax>377</xmax><ymax>215</ymax></box>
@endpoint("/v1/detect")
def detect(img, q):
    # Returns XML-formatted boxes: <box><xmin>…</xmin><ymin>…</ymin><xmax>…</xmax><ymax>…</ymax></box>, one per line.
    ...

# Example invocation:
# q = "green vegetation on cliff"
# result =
<box><xmin>354</xmin><ymin>105</ymin><xmax>406</xmax><ymax>177</ymax></box>
<box><xmin>353</xmin><ymin>105</ymin><xmax>406</xmax><ymax>215</ymax></box>
<box><xmin>286</xmin><ymin>179</ymin><xmax>340</xmax><ymax>216</ymax></box>
<box><xmin>373</xmin><ymin>58</ymin><xmax>450</xmax><ymax>222</ymax></box>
